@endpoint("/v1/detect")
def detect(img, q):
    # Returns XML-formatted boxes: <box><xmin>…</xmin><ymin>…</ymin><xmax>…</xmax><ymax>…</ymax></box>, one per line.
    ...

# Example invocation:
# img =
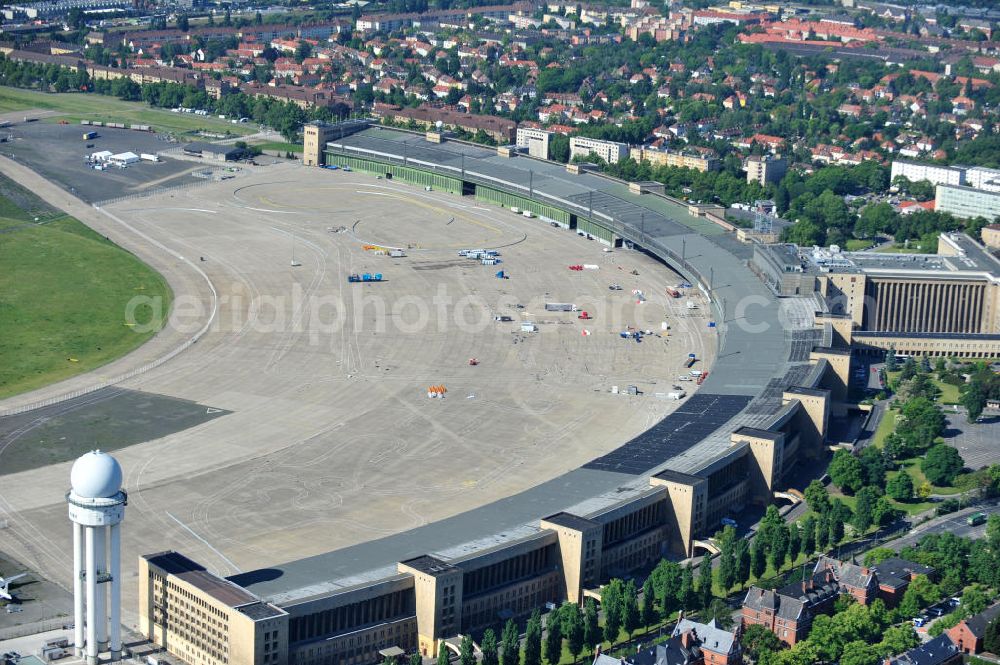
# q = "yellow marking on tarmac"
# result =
<box><xmin>357</xmin><ymin>190</ymin><xmax>502</xmax><ymax>235</ymax></box>
<box><xmin>252</xmin><ymin>184</ymin><xmax>505</xmax><ymax>237</ymax></box>
<box><xmin>462</xmin><ymin>479</ymin><xmax>477</xmax><ymax>487</ymax></box>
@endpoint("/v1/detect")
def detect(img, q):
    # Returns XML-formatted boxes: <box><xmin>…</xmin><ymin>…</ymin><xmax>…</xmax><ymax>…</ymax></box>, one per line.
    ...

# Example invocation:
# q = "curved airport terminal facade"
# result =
<box><xmin>139</xmin><ymin>123</ymin><xmax>997</xmax><ymax>665</ymax></box>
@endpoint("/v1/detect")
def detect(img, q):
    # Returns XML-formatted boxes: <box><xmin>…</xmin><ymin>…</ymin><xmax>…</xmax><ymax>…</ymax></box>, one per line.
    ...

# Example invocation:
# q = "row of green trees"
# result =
<box><xmin>0</xmin><ymin>55</ymin><xmax>350</xmax><ymax>142</ymax></box>
<box><xmin>749</xmin><ymin>599</ymin><xmax>920</xmax><ymax>665</ymax></box>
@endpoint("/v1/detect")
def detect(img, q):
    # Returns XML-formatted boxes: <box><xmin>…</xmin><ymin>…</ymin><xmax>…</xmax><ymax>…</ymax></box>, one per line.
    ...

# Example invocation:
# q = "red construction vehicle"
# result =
<box><xmin>578</xmin><ymin>311</ymin><xmax>592</xmax><ymax>320</ymax></box>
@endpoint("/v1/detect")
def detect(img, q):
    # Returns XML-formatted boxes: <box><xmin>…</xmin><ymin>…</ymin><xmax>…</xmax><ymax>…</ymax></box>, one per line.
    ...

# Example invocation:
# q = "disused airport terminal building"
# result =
<box><xmin>140</xmin><ymin>125</ymin><xmax>938</xmax><ymax>665</ymax></box>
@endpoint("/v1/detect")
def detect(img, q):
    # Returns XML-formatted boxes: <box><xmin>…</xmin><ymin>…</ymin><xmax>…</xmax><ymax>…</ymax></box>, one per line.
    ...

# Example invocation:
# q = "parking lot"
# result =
<box><xmin>1</xmin><ymin>122</ymin><xmax>211</xmax><ymax>203</ymax></box>
<box><xmin>943</xmin><ymin>408</ymin><xmax>999</xmax><ymax>470</ymax></box>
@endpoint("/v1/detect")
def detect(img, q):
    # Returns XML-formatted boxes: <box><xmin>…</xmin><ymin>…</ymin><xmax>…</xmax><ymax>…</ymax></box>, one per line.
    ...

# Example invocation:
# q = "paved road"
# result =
<box><xmin>887</xmin><ymin>502</ymin><xmax>1000</xmax><ymax>551</ymax></box>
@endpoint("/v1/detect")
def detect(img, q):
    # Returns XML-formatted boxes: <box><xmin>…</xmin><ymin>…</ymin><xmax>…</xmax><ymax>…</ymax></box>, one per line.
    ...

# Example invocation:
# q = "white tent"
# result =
<box><xmin>109</xmin><ymin>151</ymin><xmax>139</xmax><ymax>165</ymax></box>
<box><xmin>91</xmin><ymin>150</ymin><xmax>113</xmax><ymax>162</ymax></box>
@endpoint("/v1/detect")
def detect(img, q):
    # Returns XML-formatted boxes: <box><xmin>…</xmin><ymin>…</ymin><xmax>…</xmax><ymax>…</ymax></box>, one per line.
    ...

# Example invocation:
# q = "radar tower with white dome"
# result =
<box><xmin>67</xmin><ymin>450</ymin><xmax>126</xmax><ymax>665</ymax></box>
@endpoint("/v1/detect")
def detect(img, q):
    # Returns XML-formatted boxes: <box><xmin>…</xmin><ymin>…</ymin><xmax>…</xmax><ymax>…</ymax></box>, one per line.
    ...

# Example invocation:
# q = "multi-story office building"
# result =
<box><xmin>569</xmin><ymin>137</ymin><xmax>628</xmax><ymax>164</ymax></box>
<box><xmin>139</xmin><ymin>552</ymin><xmax>289</xmax><ymax>665</ymax></box>
<box><xmin>935</xmin><ymin>184</ymin><xmax>1000</xmax><ymax>221</ymax></box>
<box><xmin>753</xmin><ymin>233</ymin><xmax>1000</xmax><ymax>358</ymax></box>
<box><xmin>629</xmin><ymin>147</ymin><xmax>720</xmax><ymax>172</ymax></box>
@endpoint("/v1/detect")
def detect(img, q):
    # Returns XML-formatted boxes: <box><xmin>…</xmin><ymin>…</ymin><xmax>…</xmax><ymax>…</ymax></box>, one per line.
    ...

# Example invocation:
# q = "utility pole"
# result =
<box><xmin>640</xmin><ymin>212</ymin><xmax>645</xmax><ymax>239</ymax></box>
<box><xmin>529</xmin><ymin>170</ymin><xmax>534</xmax><ymax>198</ymax></box>
<box><xmin>681</xmin><ymin>238</ymin><xmax>686</xmax><ymax>261</ymax></box>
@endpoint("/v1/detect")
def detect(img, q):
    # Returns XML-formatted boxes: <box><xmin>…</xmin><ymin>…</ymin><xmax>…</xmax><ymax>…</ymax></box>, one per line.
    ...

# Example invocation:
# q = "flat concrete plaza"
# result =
<box><xmin>0</xmin><ymin>162</ymin><xmax>717</xmax><ymax>627</ymax></box>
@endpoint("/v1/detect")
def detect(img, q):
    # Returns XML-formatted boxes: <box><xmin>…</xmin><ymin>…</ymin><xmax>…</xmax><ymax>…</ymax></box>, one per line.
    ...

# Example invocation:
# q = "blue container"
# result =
<box><xmin>362</xmin><ymin>273</ymin><xmax>372</xmax><ymax>281</ymax></box>
<box><xmin>375</xmin><ymin>273</ymin><xmax>382</xmax><ymax>281</ymax></box>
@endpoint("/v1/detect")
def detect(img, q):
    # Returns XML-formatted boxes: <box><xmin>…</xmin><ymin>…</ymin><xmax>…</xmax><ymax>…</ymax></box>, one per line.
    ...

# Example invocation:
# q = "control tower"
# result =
<box><xmin>67</xmin><ymin>450</ymin><xmax>126</xmax><ymax>665</ymax></box>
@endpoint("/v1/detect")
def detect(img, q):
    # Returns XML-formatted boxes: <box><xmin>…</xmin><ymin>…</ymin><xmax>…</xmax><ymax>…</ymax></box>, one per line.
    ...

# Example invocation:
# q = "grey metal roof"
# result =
<box><xmin>541</xmin><ymin>512</ymin><xmax>599</xmax><ymax>531</ymax></box>
<box><xmin>399</xmin><ymin>555</ymin><xmax>456</xmax><ymax>576</ymax></box>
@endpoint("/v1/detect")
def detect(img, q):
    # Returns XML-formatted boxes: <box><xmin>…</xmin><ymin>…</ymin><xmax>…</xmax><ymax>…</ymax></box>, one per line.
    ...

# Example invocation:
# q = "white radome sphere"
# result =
<box><xmin>70</xmin><ymin>450</ymin><xmax>123</xmax><ymax>499</ymax></box>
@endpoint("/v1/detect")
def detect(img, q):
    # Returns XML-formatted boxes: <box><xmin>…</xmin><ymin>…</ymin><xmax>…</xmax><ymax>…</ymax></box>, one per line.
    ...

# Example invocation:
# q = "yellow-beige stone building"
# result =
<box><xmin>628</xmin><ymin>147</ymin><xmax>721</xmax><ymax>172</ymax></box>
<box><xmin>141</xmin><ymin>356</ymin><xmax>835</xmax><ymax>665</ymax></box>
<box><xmin>752</xmin><ymin>232</ymin><xmax>1000</xmax><ymax>358</ymax></box>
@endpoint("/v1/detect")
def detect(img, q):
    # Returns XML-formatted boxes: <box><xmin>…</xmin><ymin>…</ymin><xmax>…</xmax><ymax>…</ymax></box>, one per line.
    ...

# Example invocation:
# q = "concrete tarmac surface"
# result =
<box><xmin>0</xmin><ymin>162</ymin><xmax>717</xmax><ymax>627</ymax></box>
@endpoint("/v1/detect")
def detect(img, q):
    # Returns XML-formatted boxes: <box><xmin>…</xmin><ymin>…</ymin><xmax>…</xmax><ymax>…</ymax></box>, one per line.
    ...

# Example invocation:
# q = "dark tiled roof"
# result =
<box><xmin>672</xmin><ymin>618</ymin><xmax>738</xmax><ymax>656</ymax></box>
<box><xmin>144</xmin><ymin>551</ymin><xmax>206</xmax><ymax>576</ymax></box>
<box><xmin>651</xmin><ymin>469</ymin><xmax>705</xmax><ymax>486</ymax></box>
<box><xmin>732</xmin><ymin>426</ymin><xmax>781</xmax><ymax>440</ymax></box>
<box><xmin>818</xmin><ymin>556</ymin><xmax>874</xmax><ymax>590</ymax></box>
<box><xmin>888</xmin><ymin>634</ymin><xmax>959</xmax><ymax>665</ymax></box>
<box><xmin>743</xmin><ymin>586</ymin><xmax>805</xmax><ymax>621</ymax></box>
<box><xmin>607</xmin><ymin>636</ymin><xmax>698</xmax><ymax>665</ymax></box>
<box><xmin>871</xmin><ymin>557</ymin><xmax>935</xmax><ymax>591</ymax></box>
<box><xmin>962</xmin><ymin>602</ymin><xmax>1000</xmax><ymax>639</ymax></box>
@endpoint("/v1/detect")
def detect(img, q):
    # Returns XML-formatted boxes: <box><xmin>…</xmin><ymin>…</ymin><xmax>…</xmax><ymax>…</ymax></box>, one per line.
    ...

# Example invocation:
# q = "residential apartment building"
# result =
<box><xmin>946</xmin><ymin>603</ymin><xmax>1000</xmax><ymax>655</ymax></box>
<box><xmin>516</xmin><ymin>127</ymin><xmax>553</xmax><ymax>159</ymax></box>
<box><xmin>741</xmin><ymin>557</ymin><xmax>877</xmax><ymax>646</ymax></box>
<box><xmin>963</xmin><ymin>166</ymin><xmax>1000</xmax><ymax>193</ymax></box>
<box><xmin>744</xmin><ymin>154</ymin><xmax>787</xmax><ymax>185</ymax></box>
<box><xmin>891</xmin><ymin>160</ymin><xmax>966</xmax><ymax>187</ymax></box>
<box><xmin>629</xmin><ymin>147</ymin><xmax>720</xmax><ymax>172</ymax></box>
<box><xmin>593</xmin><ymin>617</ymin><xmax>741</xmax><ymax>665</ymax></box>
<box><xmin>569</xmin><ymin>137</ymin><xmax>628</xmax><ymax>164</ymax></box>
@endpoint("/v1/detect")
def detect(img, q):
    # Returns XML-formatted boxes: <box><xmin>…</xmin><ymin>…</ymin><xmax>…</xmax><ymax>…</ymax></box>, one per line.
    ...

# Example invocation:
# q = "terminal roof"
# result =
<box><xmin>400</xmin><ymin>555</ymin><xmax>457</xmax><ymax>576</ymax></box>
<box><xmin>541</xmin><ymin>511</ymin><xmax>600</xmax><ymax>531</ymax></box>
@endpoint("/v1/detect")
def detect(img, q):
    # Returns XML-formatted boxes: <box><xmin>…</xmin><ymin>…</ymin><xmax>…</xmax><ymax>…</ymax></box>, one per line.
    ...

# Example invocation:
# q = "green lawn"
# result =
<box><xmin>845</xmin><ymin>239</ymin><xmax>874</xmax><ymax>251</ymax></box>
<box><xmin>0</xmin><ymin>189</ymin><xmax>172</xmax><ymax>398</ymax></box>
<box><xmin>896</xmin><ymin>459</ymin><xmax>963</xmax><ymax>496</ymax></box>
<box><xmin>875</xmin><ymin>241</ymin><xmax>935</xmax><ymax>253</ymax></box>
<box><xmin>886</xmin><ymin>370</ymin><xmax>962</xmax><ymax>404</ymax></box>
<box><xmin>252</xmin><ymin>141</ymin><xmax>302</xmax><ymax>153</ymax></box>
<box><xmin>872</xmin><ymin>407</ymin><xmax>897</xmax><ymax>447</ymax></box>
<box><xmin>0</xmin><ymin>87</ymin><xmax>256</xmax><ymax>137</ymax></box>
